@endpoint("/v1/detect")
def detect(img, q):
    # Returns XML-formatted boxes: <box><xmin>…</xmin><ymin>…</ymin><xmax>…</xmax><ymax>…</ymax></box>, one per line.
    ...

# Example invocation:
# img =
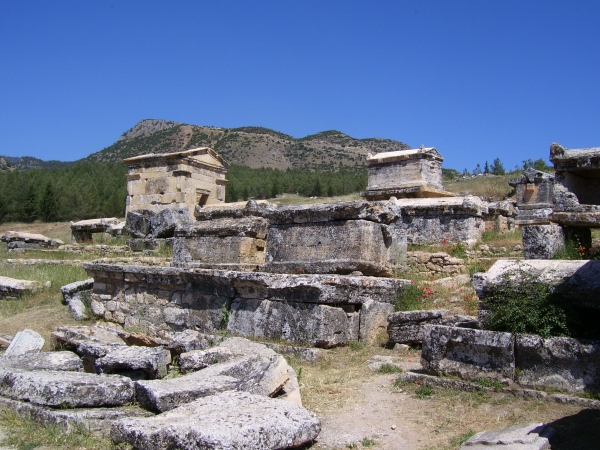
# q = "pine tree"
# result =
<box><xmin>39</xmin><ymin>182</ymin><xmax>58</xmax><ymax>222</ymax></box>
<box><xmin>473</xmin><ymin>164</ymin><xmax>482</xmax><ymax>175</ymax></box>
<box><xmin>22</xmin><ymin>185</ymin><xmax>38</xmax><ymax>222</ymax></box>
<box><xmin>484</xmin><ymin>161</ymin><xmax>490</xmax><ymax>174</ymax></box>
<box><xmin>0</xmin><ymin>196</ymin><xmax>6</xmax><ymax>224</ymax></box>
<box><xmin>490</xmin><ymin>158</ymin><xmax>506</xmax><ymax>175</ymax></box>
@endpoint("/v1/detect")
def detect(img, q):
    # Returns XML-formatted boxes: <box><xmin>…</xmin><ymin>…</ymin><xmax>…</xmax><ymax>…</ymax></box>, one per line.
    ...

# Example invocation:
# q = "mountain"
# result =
<box><xmin>0</xmin><ymin>155</ymin><xmax>74</xmax><ymax>170</ymax></box>
<box><xmin>84</xmin><ymin>119</ymin><xmax>411</xmax><ymax>171</ymax></box>
<box><xmin>0</xmin><ymin>157</ymin><xmax>13</xmax><ymax>172</ymax></box>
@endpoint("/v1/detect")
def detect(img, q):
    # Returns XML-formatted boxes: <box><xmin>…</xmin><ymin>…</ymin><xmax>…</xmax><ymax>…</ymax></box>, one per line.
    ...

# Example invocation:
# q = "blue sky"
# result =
<box><xmin>1</xmin><ymin>1</ymin><xmax>599</xmax><ymax>172</ymax></box>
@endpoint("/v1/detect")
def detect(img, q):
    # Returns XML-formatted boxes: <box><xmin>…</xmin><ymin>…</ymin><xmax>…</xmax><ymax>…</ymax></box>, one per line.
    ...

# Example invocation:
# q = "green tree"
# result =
<box><xmin>39</xmin><ymin>182</ymin><xmax>59</xmax><ymax>222</ymax></box>
<box><xmin>327</xmin><ymin>184</ymin><xmax>334</xmax><ymax>197</ymax></box>
<box><xmin>490</xmin><ymin>158</ymin><xmax>506</xmax><ymax>175</ymax></box>
<box><xmin>473</xmin><ymin>163</ymin><xmax>482</xmax><ymax>175</ymax></box>
<box><xmin>242</xmin><ymin>187</ymin><xmax>249</xmax><ymax>201</ymax></box>
<box><xmin>22</xmin><ymin>184</ymin><xmax>38</xmax><ymax>222</ymax></box>
<box><xmin>484</xmin><ymin>161</ymin><xmax>490</xmax><ymax>174</ymax></box>
<box><xmin>0</xmin><ymin>196</ymin><xmax>6</xmax><ymax>224</ymax></box>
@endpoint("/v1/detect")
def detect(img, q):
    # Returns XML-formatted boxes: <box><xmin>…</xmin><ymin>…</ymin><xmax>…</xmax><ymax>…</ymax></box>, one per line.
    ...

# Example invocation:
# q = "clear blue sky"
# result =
<box><xmin>1</xmin><ymin>0</ymin><xmax>599</xmax><ymax>172</ymax></box>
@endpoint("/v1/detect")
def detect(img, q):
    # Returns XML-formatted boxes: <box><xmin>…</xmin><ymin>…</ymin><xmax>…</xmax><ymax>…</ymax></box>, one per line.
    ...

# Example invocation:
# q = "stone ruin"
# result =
<box><xmin>361</xmin><ymin>146</ymin><xmax>455</xmax><ymax>200</ymax></box>
<box><xmin>70</xmin><ymin>217</ymin><xmax>125</xmax><ymax>243</ymax></box>
<box><xmin>124</xmin><ymin>147</ymin><xmax>228</xmax><ymax>216</ymax></box>
<box><xmin>511</xmin><ymin>143</ymin><xmax>600</xmax><ymax>258</ymax></box>
<box><xmin>0</xmin><ymin>327</ymin><xmax>320</xmax><ymax>448</ymax></box>
<box><xmin>0</xmin><ymin>231</ymin><xmax>64</xmax><ymax>251</ymax></box>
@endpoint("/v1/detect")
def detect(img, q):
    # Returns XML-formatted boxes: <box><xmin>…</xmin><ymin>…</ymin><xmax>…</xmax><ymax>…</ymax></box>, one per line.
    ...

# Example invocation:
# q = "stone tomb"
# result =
<box><xmin>362</xmin><ymin>146</ymin><xmax>455</xmax><ymax>200</ymax></box>
<box><xmin>84</xmin><ymin>263</ymin><xmax>408</xmax><ymax>347</ymax></box>
<box><xmin>124</xmin><ymin>147</ymin><xmax>228</xmax><ymax>216</ymax></box>
<box><xmin>70</xmin><ymin>218</ymin><xmax>124</xmax><ymax>243</ymax></box>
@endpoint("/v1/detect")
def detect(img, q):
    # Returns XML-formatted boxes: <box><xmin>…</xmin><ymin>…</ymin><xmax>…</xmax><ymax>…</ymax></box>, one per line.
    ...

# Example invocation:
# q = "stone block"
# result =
<box><xmin>387</xmin><ymin>310</ymin><xmax>449</xmax><ymax>344</ymax></box>
<box><xmin>359</xmin><ymin>299</ymin><xmax>394</xmax><ymax>344</ymax></box>
<box><xmin>3</xmin><ymin>329</ymin><xmax>44</xmax><ymax>358</ymax></box>
<box><xmin>179</xmin><ymin>347</ymin><xmax>234</xmax><ymax>373</ymax></box>
<box><xmin>0</xmin><ymin>276</ymin><xmax>44</xmax><ymax>298</ymax></box>
<box><xmin>60</xmin><ymin>279</ymin><xmax>94</xmax><ymax>320</ymax></box>
<box><xmin>421</xmin><ymin>325</ymin><xmax>514</xmax><ymax>381</ymax></box>
<box><xmin>515</xmin><ymin>334</ymin><xmax>600</xmax><ymax>393</ymax></box>
<box><xmin>461</xmin><ymin>423</ymin><xmax>554</xmax><ymax>450</ymax></box>
<box><xmin>227</xmin><ymin>299</ymin><xmax>350</xmax><ymax>348</ymax></box>
<box><xmin>95</xmin><ymin>346</ymin><xmax>171</xmax><ymax>379</ymax></box>
<box><xmin>522</xmin><ymin>224</ymin><xmax>565</xmax><ymax>259</ymax></box>
<box><xmin>0</xmin><ymin>351</ymin><xmax>82</xmax><ymax>372</ymax></box>
<box><xmin>111</xmin><ymin>391</ymin><xmax>321</xmax><ymax>450</ymax></box>
<box><xmin>166</xmin><ymin>330</ymin><xmax>217</xmax><ymax>355</ymax></box>
<box><xmin>0</xmin><ymin>369</ymin><xmax>135</xmax><ymax>407</ymax></box>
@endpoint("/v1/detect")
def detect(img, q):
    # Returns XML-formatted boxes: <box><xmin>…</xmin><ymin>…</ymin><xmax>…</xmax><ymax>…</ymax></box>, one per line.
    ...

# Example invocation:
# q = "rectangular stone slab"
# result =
<box><xmin>0</xmin><ymin>368</ymin><xmax>134</xmax><ymax>407</ymax></box>
<box><xmin>111</xmin><ymin>391</ymin><xmax>321</xmax><ymax>450</ymax></box>
<box><xmin>0</xmin><ymin>395</ymin><xmax>152</xmax><ymax>435</ymax></box>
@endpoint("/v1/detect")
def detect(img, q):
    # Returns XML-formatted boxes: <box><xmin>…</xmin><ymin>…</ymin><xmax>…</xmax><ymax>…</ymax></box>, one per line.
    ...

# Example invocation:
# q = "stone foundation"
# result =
<box><xmin>84</xmin><ymin>263</ymin><xmax>408</xmax><ymax>348</ymax></box>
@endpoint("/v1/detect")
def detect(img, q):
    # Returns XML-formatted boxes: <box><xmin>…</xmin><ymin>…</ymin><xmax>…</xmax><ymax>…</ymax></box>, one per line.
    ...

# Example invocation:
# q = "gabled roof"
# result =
<box><xmin>124</xmin><ymin>147</ymin><xmax>228</xmax><ymax>169</ymax></box>
<box><xmin>367</xmin><ymin>146</ymin><xmax>443</xmax><ymax>164</ymax></box>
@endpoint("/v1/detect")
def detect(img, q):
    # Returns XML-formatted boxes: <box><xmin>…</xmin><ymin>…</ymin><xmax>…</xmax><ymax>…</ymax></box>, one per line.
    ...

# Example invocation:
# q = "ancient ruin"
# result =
<box><xmin>124</xmin><ymin>147</ymin><xmax>228</xmax><ymax>216</ymax></box>
<box><xmin>362</xmin><ymin>146</ymin><xmax>455</xmax><ymax>200</ymax></box>
<box><xmin>70</xmin><ymin>218</ymin><xmax>125</xmax><ymax>243</ymax></box>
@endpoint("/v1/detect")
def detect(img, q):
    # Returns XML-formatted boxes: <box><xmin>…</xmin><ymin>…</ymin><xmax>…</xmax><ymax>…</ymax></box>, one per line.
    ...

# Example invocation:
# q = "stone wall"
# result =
<box><xmin>406</xmin><ymin>251</ymin><xmax>466</xmax><ymax>275</ymax></box>
<box><xmin>84</xmin><ymin>263</ymin><xmax>408</xmax><ymax>348</ymax></box>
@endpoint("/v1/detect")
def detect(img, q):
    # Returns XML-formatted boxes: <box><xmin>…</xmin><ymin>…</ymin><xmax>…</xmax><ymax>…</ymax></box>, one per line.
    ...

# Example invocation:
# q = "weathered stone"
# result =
<box><xmin>3</xmin><ymin>329</ymin><xmax>44</xmax><ymax>358</ymax></box>
<box><xmin>387</xmin><ymin>310</ymin><xmax>449</xmax><ymax>344</ymax></box>
<box><xmin>474</xmin><ymin>259</ymin><xmax>600</xmax><ymax>311</ymax></box>
<box><xmin>167</xmin><ymin>329</ymin><xmax>218</xmax><ymax>355</ymax></box>
<box><xmin>124</xmin><ymin>209</ymin><xmax>153</xmax><ymax>238</ymax></box>
<box><xmin>515</xmin><ymin>334</ymin><xmax>600</xmax><ymax>393</ymax></box>
<box><xmin>367</xmin><ymin>355</ymin><xmax>402</xmax><ymax>371</ymax></box>
<box><xmin>111</xmin><ymin>391</ymin><xmax>321</xmax><ymax>450</ymax></box>
<box><xmin>392</xmin><ymin>196</ymin><xmax>487</xmax><ymax>245</ymax></box>
<box><xmin>279</xmin><ymin>366</ymin><xmax>302</xmax><ymax>405</ymax></box>
<box><xmin>362</xmin><ymin>147</ymin><xmax>453</xmax><ymax>200</ymax></box>
<box><xmin>0</xmin><ymin>231</ymin><xmax>63</xmax><ymax>248</ymax></box>
<box><xmin>0</xmin><ymin>368</ymin><xmax>134</xmax><ymax>407</ymax></box>
<box><xmin>135</xmin><ymin>373</ymin><xmax>239</xmax><ymax>412</ymax></box>
<box><xmin>95</xmin><ymin>346</ymin><xmax>171</xmax><ymax>379</ymax></box>
<box><xmin>0</xmin><ymin>276</ymin><xmax>44</xmax><ymax>298</ymax></box>
<box><xmin>264</xmin><ymin>219</ymin><xmax>406</xmax><ymax>276</ymax></box>
<box><xmin>70</xmin><ymin>218</ymin><xmax>123</xmax><ymax>243</ymax></box>
<box><xmin>125</xmin><ymin>147</ymin><xmax>228</xmax><ymax>216</ymax></box>
<box><xmin>264</xmin><ymin>343</ymin><xmax>324</xmax><ymax>362</ymax></box>
<box><xmin>360</xmin><ymin>299</ymin><xmax>394</xmax><ymax>343</ymax></box>
<box><xmin>521</xmin><ymin>224</ymin><xmax>565</xmax><ymax>259</ymax></box>
<box><xmin>60</xmin><ymin>279</ymin><xmax>94</xmax><ymax>320</ymax></box>
<box><xmin>0</xmin><ymin>395</ymin><xmax>152</xmax><ymax>435</ymax></box>
<box><xmin>461</xmin><ymin>423</ymin><xmax>554</xmax><ymax>450</ymax></box>
<box><xmin>178</xmin><ymin>347</ymin><xmax>234</xmax><ymax>373</ymax></box>
<box><xmin>149</xmin><ymin>206</ymin><xmax>193</xmax><ymax>238</ymax></box>
<box><xmin>0</xmin><ymin>334</ymin><xmax>12</xmax><ymax>349</ymax></box>
<box><xmin>228</xmin><ymin>299</ymin><xmax>350</xmax><ymax>348</ymax></box>
<box><xmin>0</xmin><ymin>351</ymin><xmax>82</xmax><ymax>372</ymax></box>
<box><xmin>117</xmin><ymin>331</ymin><xmax>168</xmax><ymax>347</ymax></box>
<box><xmin>421</xmin><ymin>325</ymin><xmax>514</xmax><ymax>381</ymax></box>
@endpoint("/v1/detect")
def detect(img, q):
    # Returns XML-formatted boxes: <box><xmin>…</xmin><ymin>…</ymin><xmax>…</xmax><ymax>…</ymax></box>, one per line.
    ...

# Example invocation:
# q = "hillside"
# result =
<box><xmin>84</xmin><ymin>119</ymin><xmax>411</xmax><ymax>171</ymax></box>
<box><xmin>0</xmin><ymin>156</ymin><xmax>73</xmax><ymax>170</ymax></box>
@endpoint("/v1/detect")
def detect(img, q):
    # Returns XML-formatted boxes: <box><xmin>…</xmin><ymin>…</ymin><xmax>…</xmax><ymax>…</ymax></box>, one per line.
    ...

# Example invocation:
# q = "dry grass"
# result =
<box><xmin>0</xmin><ymin>220</ymin><xmax>73</xmax><ymax>243</ymax></box>
<box><xmin>272</xmin><ymin>193</ymin><xmax>363</xmax><ymax>206</ymax></box>
<box><xmin>444</xmin><ymin>173</ymin><xmax>518</xmax><ymax>201</ymax></box>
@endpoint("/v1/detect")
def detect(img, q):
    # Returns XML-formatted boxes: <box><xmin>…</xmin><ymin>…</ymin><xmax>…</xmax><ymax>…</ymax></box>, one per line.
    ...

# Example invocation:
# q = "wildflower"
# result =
<box><xmin>465</xmin><ymin>295</ymin><xmax>470</xmax><ymax>300</ymax></box>
<box><xmin>443</xmin><ymin>239</ymin><xmax>447</xmax><ymax>244</ymax></box>
<box><xmin>465</xmin><ymin>307</ymin><xmax>469</xmax><ymax>311</ymax></box>
<box><xmin>408</xmin><ymin>359</ymin><xmax>413</xmax><ymax>362</ymax></box>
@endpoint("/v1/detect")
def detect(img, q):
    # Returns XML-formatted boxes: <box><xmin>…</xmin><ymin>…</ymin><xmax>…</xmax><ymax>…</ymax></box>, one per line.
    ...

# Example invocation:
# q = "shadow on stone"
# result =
<box><xmin>547</xmin><ymin>409</ymin><xmax>600</xmax><ymax>450</ymax></box>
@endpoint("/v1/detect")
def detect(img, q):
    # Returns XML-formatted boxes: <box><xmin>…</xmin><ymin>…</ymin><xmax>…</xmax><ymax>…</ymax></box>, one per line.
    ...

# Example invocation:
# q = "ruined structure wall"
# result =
<box><xmin>84</xmin><ymin>264</ymin><xmax>407</xmax><ymax>347</ymax></box>
<box><xmin>367</xmin><ymin>159</ymin><xmax>443</xmax><ymax>191</ymax></box>
<box><xmin>556</xmin><ymin>172</ymin><xmax>600</xmax><ymax>206</ymax></box>
<box><xmin>396</xmin><ymin>215</ymin><xmax>484</xmax><ymax>245</ymax></box>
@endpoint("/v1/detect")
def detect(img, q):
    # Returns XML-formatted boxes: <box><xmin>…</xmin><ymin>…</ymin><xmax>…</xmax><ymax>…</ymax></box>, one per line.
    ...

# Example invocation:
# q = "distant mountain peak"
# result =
<box><xmin>118</xmin><ymin>119</ymin><xmax>183</xmax><ymax>141</ymax></box>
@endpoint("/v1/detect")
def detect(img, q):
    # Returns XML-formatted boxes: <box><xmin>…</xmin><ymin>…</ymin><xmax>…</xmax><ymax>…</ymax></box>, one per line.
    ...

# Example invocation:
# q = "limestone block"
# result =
<box><xmin>60</xmin><ymin>279</ymin><xmax>94</xmax><ymax>320</ymax></box>
<box><xmin>522</xmin><ymin>224</ymin><xmax>565</xmax><ymax>259</ymax></box>
<box><xmin>3</xmin><ymin>329</ymin><xmax>44</xmax><ymax>358</ymax></box>
<box><xmin>167</xmin><ymin>330</ymin><xmax>218</xmax><ymax>355</ymax></box>
<box><xmin>178</xmin><ymin>347</ymin><xmax>234</xmax><ymax>373</ymax></box>
<box><xmin>227</xmin><ymin>299</ymin><xmax>350</xmax><ymax>348</ymax></box>
<box><xmin>0</xmin><ymin>369</ymin><xmax>135</xmax><ymax>407</ymax></box>
<box><xmin>149</xmin><ymin>207</ymin><xmax>192</xmax><ymax>238</ymax></box>
<box><xmin>111</xmin><ymin>391</ymin><xmax>321</xmax><ymax>450</ymax></box>
<box><xmin>515</xmin><ymin>334</ymin><xmax>600</xmax><ymax>393</ymax></box>
<box><xmin>387</xmin><ymin>310</ymin><xmax>449</xmax><ymax>344</ymax></box>
<box><xmin>359</xmin><ymin>299</ymin><xmax>395</xmax><ymax>344</ymax></box>
<box><xmin>421</xmin><ymin>325</ymin><xmax>514</xmax><ymax>381</ymax></box>
<box><xmin>0</xmin><ymin>351</ymin><xmax>82</xmax><ymax>372</ymax></box>
<box><xmin>0</xmin><ymin>396</ymin><xmax>152</xmax><ymax>435</ymax></box>
<box><xmin>135</xmin><ymin>373</ymin><xmax>239</xmax><ymax>412</ymax></box>
<box><xmin>0</xmin><ymin>276</ymin><xmax>44</xmax><ymax>298</ymax></box>
<box><xmin>461</xmin><ymin>423</ymin><xmax>554</xmax><ymax>450</ymax></box>
<box><xmin>95</xmin><ymin>346</ymin><xmax>172</xmax><ymax>379</ymax></box>
<box><xmin>172</xmin><ymin>235</ymin><xmax>266</xmax><ymax>267</ymax></box>
<box><xmin>264</xmin><ymin>219</ymin><xmax>402</xmax><ymax>276</ymax></box>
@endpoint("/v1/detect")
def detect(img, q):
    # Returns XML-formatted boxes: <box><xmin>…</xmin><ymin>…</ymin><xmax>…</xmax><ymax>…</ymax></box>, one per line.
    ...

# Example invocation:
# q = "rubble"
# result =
<box><xmin>0</xmin><ymin>351</ymin><xmax>82</xmax><ymax>372</ymax></box>
<box><xmin>0</xmin><ymin>231</ymin><xmax>64</xmax><ymax>250</ymax></box>
<box><xmin>111</xmin><ymin>391</ymin><xmax>321</xmax><ymax>450</ymax></box>
<box><xmin>2</xmin><ymin>329</ymin><xmax>44</xmax><ymax>358</ymax></box>
<box><xmin>0</xmin><ymin>276</ymin><xmax>44</xmax><ymax>298</ymax></box>
<box><xmin>94</xmin><ymin>345</ymin><xmax>172</xmax><ymax>379</ymax></box>
<box><xmin>60</xmin><ymin>278</ymin><xmax>94</xmax><ymax>320</ymax></box>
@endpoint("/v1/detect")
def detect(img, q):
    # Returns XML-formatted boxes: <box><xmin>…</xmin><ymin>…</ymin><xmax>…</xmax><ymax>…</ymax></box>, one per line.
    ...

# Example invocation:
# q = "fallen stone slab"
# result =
<box><xmin>0</xmin><ymin>395</ymin><xmax>152</xmax><ymax>435</ymax></box>
<box><xmin>2</xmin><ymin>329</ymin><xmax>44</xmax><ymax>358</ymax></box>
<box><xmin>0</xmin><ymin>351</ymin><xmax>82</xmax><ymax>372</ymax></box>
<box><xmin>135</xmin><ymin>373</ymin><xmax>239</xmax><ymax>412</ymax></box>
<box><xmin>0</xmin><ymin>276</ymin><xmax>44</xmax><ymax>298</ymax></box>
<box><xmin>60</xmin><ymin>279</ymin><xmax>94</xmax><ymax>320</ymax></box>
<box><xmin>0</xmin><ymin>368</ymin><xmax>135</xmax><ymax>407</ymax></box>
<box><xmin>166</xmin><ymin>329</ymin><xmax>220</xmax><ymax>355</ymax></box>
<box><xmin>0</xmin><ymin>334</ymin><xmax>11</xmax><ymax>350</ymax></box>
<box><xmin>111</xmin><ymin>391</ymin><xmax>321</xmax><ymax>450</ymax></box>
<box><xmin>421</xmin><ymin>325</ymin><xmax>515</xmax><ymax>381</ymax></box>
<box><xmin>0</xmin><ymin>231</ymin><xmax>64</xmax><ymax>248</ymax></box>
<box><xmin>95</xmin><ymin>346</ymin><xmax>171</xmax><ymax>379</ymax></box>
<box><xmin>388</xmin><ymin>309</ymin><xmax>472</xmax><ymax>344</ymax></box>
<box><xmin>515</xmin><ymin>334</ymin><xmax>600</xmax><ymax>393</ymax></box>
<box><xmin>460</xmin><ymin>423</ymin><xmax>555</xmax><ymax>449</ymax></box>
<box><xmin>178</xmin><ymin>347</ymin><xmax>234</xmax><ymax>373</ymax></box>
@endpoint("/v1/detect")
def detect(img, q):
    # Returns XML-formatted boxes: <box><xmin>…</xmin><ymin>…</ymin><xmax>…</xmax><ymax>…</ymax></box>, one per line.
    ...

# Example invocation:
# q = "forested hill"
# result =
<box><xmin>84</xmin><ymin>119</ymin><xmax>411</xmax><ymax>171</ymax></box>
